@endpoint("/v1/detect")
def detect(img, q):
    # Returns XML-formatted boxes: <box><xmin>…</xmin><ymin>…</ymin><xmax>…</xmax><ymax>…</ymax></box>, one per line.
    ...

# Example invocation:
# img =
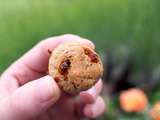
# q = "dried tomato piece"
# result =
<box><xmin>54</xmin><ymin>76</ymin><xmax>60</xmax><ymax>82</ymax></box>
<box><xmin>84</xmin><ymin>48</ymin><xmax>98</xmax><ymax>63</ymax></box>
<box><xmin>59</xmin><ymin>59</ymin><xmax>71</xmax><ymax>75</ymax></box>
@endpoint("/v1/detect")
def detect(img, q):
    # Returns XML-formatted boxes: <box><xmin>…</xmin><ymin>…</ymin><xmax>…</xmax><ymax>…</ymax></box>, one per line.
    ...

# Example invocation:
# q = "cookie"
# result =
<box><xmin>48</xmin><ymin>42</ymin><xmax>103</xmax><ymax>94</ymax></box>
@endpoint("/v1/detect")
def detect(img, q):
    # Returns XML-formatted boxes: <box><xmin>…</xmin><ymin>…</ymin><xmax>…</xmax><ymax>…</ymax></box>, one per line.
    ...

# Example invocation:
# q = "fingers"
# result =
<box><xmin>75</xmin><ymin>79</ymin><xmax>103</xmax><ymax>117</ymax></box>
<box><xmin>0</xmin><ymin>75</ymin><xmax>60</xmax><ymax>120</ymax></box>
<box><xmin>84</xmin><ymin>97</ymin><xmax>106</xmax><ymax>118</ymax></box>
<box><xmin>80</xmin><ymin>79</ymin><xmax>103</xmax><ymax>104</ymax></box>
<box><xmin>1</xmin><ymin>34</ymin><xmax>94</xmax><ymax>86</ymax></box>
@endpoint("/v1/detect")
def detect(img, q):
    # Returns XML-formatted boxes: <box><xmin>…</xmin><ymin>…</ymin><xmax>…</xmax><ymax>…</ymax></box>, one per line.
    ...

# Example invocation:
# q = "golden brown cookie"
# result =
<box><xmin>48</xmin><ymin>42</ymin><xmax>103</xmax><ymax>94</ymax></box>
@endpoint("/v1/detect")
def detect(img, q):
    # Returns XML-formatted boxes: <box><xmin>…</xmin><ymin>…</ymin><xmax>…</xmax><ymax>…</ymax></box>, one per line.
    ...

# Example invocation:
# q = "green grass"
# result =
<box><xmin>0</xmin><ymin>0</ymin><xmax>160</xmax><ymax>119</ymax></box>
<box><xmin>1</xmin><ymin>0</ymin><xmax>160</xmax><ymax>72</ymax></box>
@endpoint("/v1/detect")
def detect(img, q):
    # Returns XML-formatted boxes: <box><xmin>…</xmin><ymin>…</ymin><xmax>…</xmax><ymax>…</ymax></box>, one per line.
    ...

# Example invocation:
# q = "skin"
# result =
<box><xmin>0</xmin><ymin>34</ymin><xmax>106</xmax><ymax>120</ymax></box>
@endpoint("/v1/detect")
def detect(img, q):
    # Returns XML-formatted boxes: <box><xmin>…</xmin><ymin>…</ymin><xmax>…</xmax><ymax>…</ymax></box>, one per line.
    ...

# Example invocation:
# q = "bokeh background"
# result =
<box><xmin>0</xmin><ymin>0</ymin><xmax>160</xmax><ymax>120</ymax></box>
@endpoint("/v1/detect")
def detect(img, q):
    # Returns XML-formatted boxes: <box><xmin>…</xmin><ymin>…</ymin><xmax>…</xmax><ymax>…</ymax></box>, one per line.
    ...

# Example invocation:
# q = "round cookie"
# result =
<box><xmin>48</xmin><ymin>42</ymin><xmax>103</xmax><ymax>94</ymax></box>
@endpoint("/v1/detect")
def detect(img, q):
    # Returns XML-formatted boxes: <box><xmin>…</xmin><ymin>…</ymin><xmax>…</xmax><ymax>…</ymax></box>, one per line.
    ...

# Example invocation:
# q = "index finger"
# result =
<box><xmin>1</xmin><ymin>34</ymin><xmax>95</xmax><ymax>85</ymax></box>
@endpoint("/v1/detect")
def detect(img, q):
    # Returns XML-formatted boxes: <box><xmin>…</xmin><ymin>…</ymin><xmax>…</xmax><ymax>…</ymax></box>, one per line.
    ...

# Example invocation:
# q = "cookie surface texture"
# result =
<box><xmin>48</xmin><ymin>42</ymin><xmax>103</xmax><ymax>94</ymax></box>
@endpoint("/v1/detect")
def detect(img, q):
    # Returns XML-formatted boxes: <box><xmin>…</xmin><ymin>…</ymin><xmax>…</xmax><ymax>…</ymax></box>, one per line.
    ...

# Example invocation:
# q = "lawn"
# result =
<box><xmin>0</xmin><ymin>0</ymin><xmax>160</xmax><ymax>119</ymax></box>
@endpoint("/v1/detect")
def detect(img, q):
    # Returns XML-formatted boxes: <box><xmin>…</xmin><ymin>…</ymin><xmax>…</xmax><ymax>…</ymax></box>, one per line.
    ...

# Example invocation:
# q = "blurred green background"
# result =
<box><xmin>0</xmin><ymin>0</ymin><xmax>160</xmax><ymax>119</ymax></box>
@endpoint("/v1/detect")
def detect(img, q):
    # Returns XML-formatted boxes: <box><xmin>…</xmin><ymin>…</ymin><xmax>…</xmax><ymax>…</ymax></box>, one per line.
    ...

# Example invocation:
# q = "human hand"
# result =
<box><xmin>0</xmin><ymin>34</ymin><xmax>106</xmax><ymax>120</ymax></box>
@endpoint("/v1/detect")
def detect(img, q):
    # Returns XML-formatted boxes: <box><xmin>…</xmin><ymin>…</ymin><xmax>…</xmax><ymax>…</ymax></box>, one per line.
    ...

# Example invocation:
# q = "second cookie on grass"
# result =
<box><xmin>48</xmin><ymin>42</ymin><xmax>103</xmax><ymax>94</ymax></box>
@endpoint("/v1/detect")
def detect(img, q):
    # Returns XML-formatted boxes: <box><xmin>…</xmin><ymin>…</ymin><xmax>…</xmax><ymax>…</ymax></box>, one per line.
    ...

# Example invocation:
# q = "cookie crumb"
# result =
<box><xmin>48</xmin><ymin>49</ymin><xmax>52</xmax><ymax>54</ymax></box>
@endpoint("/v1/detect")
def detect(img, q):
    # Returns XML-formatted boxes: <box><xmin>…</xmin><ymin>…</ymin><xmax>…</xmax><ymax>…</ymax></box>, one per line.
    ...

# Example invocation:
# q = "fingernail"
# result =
<box><xmin>87</xmin><ymin>87</ymin><xmax>97</xmax><ymax>99</ymax></box>
<box><xmin>36</xmin><ymin>76</ymin><xmax>55</xmax><ymax>103</ymax></box>
<box><xmin>76</xmin><ymin>39</ymin><xmax>95</xmax><ymax>49</ymax></box>
<box><xmin>88</xmin><ymin>86</ymin><xmax>96</xmax><ymax>94</ymax></box>
<box><xmin>81</xmin><ymin>39</ymin><xmax>95</xmax><ymax>49</ymax></box>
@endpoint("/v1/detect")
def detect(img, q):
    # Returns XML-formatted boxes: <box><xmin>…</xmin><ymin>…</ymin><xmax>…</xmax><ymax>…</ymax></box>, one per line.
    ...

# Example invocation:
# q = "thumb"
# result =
<box><xmin>0</xmin><ymin>75</ymin><xmax>60</xmax><ymax>120</ymax></box>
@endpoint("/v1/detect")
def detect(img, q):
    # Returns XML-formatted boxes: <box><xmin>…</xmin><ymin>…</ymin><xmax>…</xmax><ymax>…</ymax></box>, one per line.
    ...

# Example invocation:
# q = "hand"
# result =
<box><xmin>0</xmin><ymin>34</ymin><xmax>106</xmax><ymax>120</ymax></box>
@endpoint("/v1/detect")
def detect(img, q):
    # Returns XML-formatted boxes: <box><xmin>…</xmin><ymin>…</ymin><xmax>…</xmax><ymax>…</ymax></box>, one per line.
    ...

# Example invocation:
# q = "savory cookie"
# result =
<box><xmin>48</xmin><ymin>42</ymin><xmax>103</xmax><ymax>94</ymax></box>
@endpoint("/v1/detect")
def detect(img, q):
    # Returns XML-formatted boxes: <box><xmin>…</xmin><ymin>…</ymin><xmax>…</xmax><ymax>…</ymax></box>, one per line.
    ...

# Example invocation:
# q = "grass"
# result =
<box><xmin>0</xmin><ymin>0</ymin><xmax>160</xmax><ymax>119</ymax></box>
<box><xmin>0</xmin><ymin>0</ymin><xmax>160</xmax><ymax>72</ymax></box>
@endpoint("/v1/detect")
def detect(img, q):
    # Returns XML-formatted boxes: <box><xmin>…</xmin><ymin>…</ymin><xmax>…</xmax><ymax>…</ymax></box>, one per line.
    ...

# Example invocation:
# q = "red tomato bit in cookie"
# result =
<box><xmin>84</xmin><ymin>48</ymin><xmax>98</xmax><ymax>63</ymax></box>
<box><xmin>59</xmin><ymin>59</ymin><xmax>71</xmax><ymax>75</ymax></box>
<box><xmin>54</xmin><ymin>76</ymin><xmax>60</xmax><ymax>82</ymax></box>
